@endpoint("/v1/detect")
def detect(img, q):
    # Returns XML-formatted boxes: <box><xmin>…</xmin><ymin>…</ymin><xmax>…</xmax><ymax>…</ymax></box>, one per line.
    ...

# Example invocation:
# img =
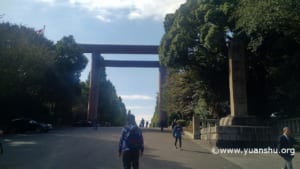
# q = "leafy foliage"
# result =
<box><xmin>97</xmin><ymin>73</ymin><xmax>127</xmax><ymax>126</ymax></box>
<box><xmin>0</xmin><ymin>23</ymin><xmax>57</xmax><ymax>124</ymax></box>
<box><xmin>157</xmin><ymin>0</ymin><xmax>300</xmax><ymax>122</ymax></box>
<box><xmin>159</xmin><ymin>0</ymin><xmax>236</xmax><ymax>119</ymax></box>
<box><xmin>236</xmin><ymin>0</ymin><xmax>300</xmax><ymax>50</ymax></box>
<box><xmin>236</xmin><ymin>0</ymin><xmax>300</xmax><ymax>118</ymax></box>
<box><xmin>0</xmin><ymin>23</ymin><xmax>127</xmax><ymax>126</ymax></box>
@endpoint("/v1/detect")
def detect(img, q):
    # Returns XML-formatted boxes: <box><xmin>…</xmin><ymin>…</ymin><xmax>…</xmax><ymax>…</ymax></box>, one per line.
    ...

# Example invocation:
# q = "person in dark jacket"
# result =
<box><xmin>278</xmin><ymin>127</ymin><xmax>296</xmax><ymax>169</ymax></box>
<box><xmin>173</xmin><ymin>121</ymin><xmax>183</xmax><ymax>150</ymax></box>
<box><xmin>119</xmin><ymin>113</ymin><xmax>144</xmax><ymax>169</ymax></box>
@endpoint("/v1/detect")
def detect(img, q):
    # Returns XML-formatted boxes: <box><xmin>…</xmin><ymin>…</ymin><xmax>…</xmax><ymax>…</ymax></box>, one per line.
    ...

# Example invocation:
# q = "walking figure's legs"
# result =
<box><xmin>284</xmin><ymin>158</ymin><xmax>293</xmax><ymax>169</ymax></box>
<box><xmin>179</xmin><ymin>136</ymin><xmax>182</xmax><ymax>148</ymax></box>
<box><xmin>174</xmin><ymin>137</ymin><xmax>178</xmax><ymax>149</ymax></box>
<box><xmin>122</xmin><ymin>151</ymin><xmax>131</xmax><ymax>169</ymax></box>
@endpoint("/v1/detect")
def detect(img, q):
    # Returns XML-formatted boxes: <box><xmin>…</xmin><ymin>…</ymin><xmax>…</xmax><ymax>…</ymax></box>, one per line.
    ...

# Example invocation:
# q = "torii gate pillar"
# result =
<box><xmin>158</xmin><ymin>66</ymin><xmax>167</xmax><ymax>126</ymax></box>
<box><xmin>87</xmin><ymin>52</ymin><xmax>101</xmax><ymax>121</ymax></box>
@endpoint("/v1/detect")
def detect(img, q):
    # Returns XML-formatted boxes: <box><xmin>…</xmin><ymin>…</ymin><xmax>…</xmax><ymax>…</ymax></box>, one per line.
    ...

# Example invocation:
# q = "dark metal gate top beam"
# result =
<box><xmin>104</xmin><ymin>60</ymin><xmax>160</xmax><ymax>68</ymax></box>
<box><xmin>79</xmin><ymin>44</ymin><xmax>159</xmax><ymax>54</ymax></box>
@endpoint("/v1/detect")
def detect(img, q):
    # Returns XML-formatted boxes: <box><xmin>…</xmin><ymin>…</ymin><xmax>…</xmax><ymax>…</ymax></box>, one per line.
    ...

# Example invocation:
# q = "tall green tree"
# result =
<box><xmin>157</xmin><ymin>0</ymin><xmax>300</xmax><ymax>121</ymax></box>
<box><xmin>0</xmin><ymin>23</ymin><xmax>56</xmax><ymax>124</ymax></box>
<box><xmin>0</xmin><ymin>22</ymin><xmax>127</xmax><ymax>126</ymax></box>
<box><xmin>0</xmin><ymin>23</ymin><xmax>89</xmax><ymax>125</ymax></box>
<box><xmin>235</xmin><ymin>0</ymin><xmax>300</xmax><ymax>117</ymax></box>
<box><xmin>98</xmin><ymin>79</ymin><xmax>127</xmax><ymax>126</ymax></box>
<box><xmin>90</xmin><ymin>55</ymin><xmax>127</xmax><ymax>126</ymax></box>
<box><xmin>72</xmin><ymin>80</ymin><xmax>90</xmax><ymax>121</ymax></box>
<box><xmin>50</xmin><ymin>35</ymin><xmax>88</xmax><ymax>123</ymax></box>
<box><xmin>159</xmin><ymin>0</ymin><xmax>238</xmax><ymax>118</ymax></box>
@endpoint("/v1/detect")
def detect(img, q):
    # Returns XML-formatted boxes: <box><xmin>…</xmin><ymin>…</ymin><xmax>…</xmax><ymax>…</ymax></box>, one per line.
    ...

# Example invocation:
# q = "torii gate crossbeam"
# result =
<box><xmin>79</xmin><ymin>44</ymin><xmax>158</xmax><ymax>54</ymax></box>
<box><xmin>104</xmin><ymin>60</ymin><xmax>160</xmax><ymax>68</ymax></box>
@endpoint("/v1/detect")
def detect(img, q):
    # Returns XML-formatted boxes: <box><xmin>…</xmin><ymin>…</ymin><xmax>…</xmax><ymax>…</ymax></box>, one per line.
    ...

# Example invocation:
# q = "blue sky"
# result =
<box><xmin>1</xmin><ymin>0</ymin><xmax>186</xmax><ymax>124</ymax></box>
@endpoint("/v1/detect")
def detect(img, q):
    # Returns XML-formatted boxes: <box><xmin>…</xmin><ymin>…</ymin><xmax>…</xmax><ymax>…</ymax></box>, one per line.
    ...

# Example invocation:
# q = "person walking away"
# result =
<box><xmin>139</xmin><ymin>118</ymin><xmax>145</xmax><ymax>128</ymax></box>
<box><xmin>278</xmin><ymin>127</ymin><xmax>296</xmax><ymax>169</ymax></box>
<box><xmin>173</xmin><ymin>122</ymin><xmax>183</xmax><ymax>150</ymax></box>
<box><xmin>145</xmin><ymin>121</ymin><xmax>149</xmax><ymax>128</ymax></box>
<box><xmin>119</xmin><ymin>114</ymin><xmax>144</xmax><ymax>169</ymax></box>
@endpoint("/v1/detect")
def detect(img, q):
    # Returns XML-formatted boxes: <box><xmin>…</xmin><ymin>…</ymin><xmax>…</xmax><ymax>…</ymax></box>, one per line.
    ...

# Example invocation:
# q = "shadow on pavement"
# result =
<box><xmin>141</xmin><ymin>127</ymin><xmax>172</xmax><ymax>133</ymax></box>
<box><xmin>0</xmin><ymin>128</ymin><xmax>193</xmax><ymax>169</ymax></box>
<box><xmin>141</xmin><ymin>145</ymin><xmax>194</xmax><ymax>169</ymax></box>
<box><xmin>180</xmin><ymin>148</ymin><xmax>211</xmax><ymax>154</ymax></box>
<box><xmin>141</xmin><ymin>153</ymin><xmax>192</xmax><ymax>169</ymax></box>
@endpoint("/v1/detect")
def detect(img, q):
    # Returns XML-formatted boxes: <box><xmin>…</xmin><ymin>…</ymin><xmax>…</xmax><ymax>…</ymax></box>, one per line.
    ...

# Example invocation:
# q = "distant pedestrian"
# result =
<box><xmin>119</xmin><ymin>114</ymin><xmax>144</xmax><ymax>169</ymax></box>
<box><xmin>92</xmin><ymin>119</ymin><xmax>98</xmax><ymax>130</ymax></box>
<box><xmin>278</xmin><ymin>127</ymin><xmax>296</xmax><ymax>169</ymax></box>
<box><xmin>159</xmin><ymin>120</ymin><xmax>165</xmax><ymax>132</ymax></box>
<box><xmin>145</xmin><ymin>121</ymin><xmax>149</xmax><ymax>128</ymax></box>
<box><xmin>139</xmin><ymin>118</ymin><xmax>145</xmax><ymax>128</ymax></box>
<box><xmin>173</xmin><ymin>122</ymin><xmax>183</xmax><ymax>150</ymax></box>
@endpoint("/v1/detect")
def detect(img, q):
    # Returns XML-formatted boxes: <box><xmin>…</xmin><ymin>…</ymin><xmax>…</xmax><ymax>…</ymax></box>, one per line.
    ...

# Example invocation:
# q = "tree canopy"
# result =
<box><xmin>0</xmin><ymin>22</ymin><xmax>127</xmax><ymax>126</ymax></box>
<box><xmin>156</xmin><ymin>0</ymin><xmax>300</xmax><ymax>123</ymax></box>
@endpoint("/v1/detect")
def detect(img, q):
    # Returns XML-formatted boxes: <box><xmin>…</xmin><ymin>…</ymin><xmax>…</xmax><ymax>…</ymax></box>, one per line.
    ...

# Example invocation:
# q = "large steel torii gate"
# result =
<box><xmin>79</xmin><ymin>44</ymin><xmax>167</xmax><ymax>124</ymax></box>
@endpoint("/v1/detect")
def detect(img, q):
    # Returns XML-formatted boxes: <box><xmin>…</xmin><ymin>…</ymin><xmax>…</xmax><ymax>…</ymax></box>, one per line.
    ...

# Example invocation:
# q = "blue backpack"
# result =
<box><xmin>125</xmin><ymin>126</ymin><xmax>142</xmax><ymax>150</ymax></box>
<box><xmin>173</xmin><ymin>125</ymin><xmax>182</xmax><ymax>137</ymax></box>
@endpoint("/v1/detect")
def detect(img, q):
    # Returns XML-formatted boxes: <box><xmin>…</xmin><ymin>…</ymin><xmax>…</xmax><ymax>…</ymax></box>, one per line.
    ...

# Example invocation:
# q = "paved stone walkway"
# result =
<box><xmin>0</xmin><ymin>127</ymin><xmax>298</xmax><ymax>169</ymax></box>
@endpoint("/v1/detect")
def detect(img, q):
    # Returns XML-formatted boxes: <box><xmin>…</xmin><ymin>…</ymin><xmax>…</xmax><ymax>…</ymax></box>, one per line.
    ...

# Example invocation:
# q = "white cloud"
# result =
<box><xmin>96</xmin><ymin>14</ymin><xmax>111</xmax><ymax>22</ymax></box>
<box><xmin>34</xmin><ymin>0</ymin><xmax>67</xmax><ymax>6</ymax></box>
<box><xmin>35</xmin><ymin>0</ymin><xmax>186</xmax><ymax>22</ymax></box>
<box><xmin>69</xmin><ymin>0</ymin><xmax>133</xmax><ymax>10</ymax></box>
<box><xmin>126</xmin><ymin>106</ymin><xmax>153</xmax><ymax>110</ymax></box>
<box><xmin>127</xmin><ymin>0</ymin><xmax>185</xmax><ymax>21</ymax></box>
<box><xmin>120</xmin><ymin>95</ymin><xmax>154</xmax><ymax>100</ymax></box>
<box><xmin>35</xmin><ymin>0</ymin><xmax>56</xmax><ymax>3</ymax></box>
